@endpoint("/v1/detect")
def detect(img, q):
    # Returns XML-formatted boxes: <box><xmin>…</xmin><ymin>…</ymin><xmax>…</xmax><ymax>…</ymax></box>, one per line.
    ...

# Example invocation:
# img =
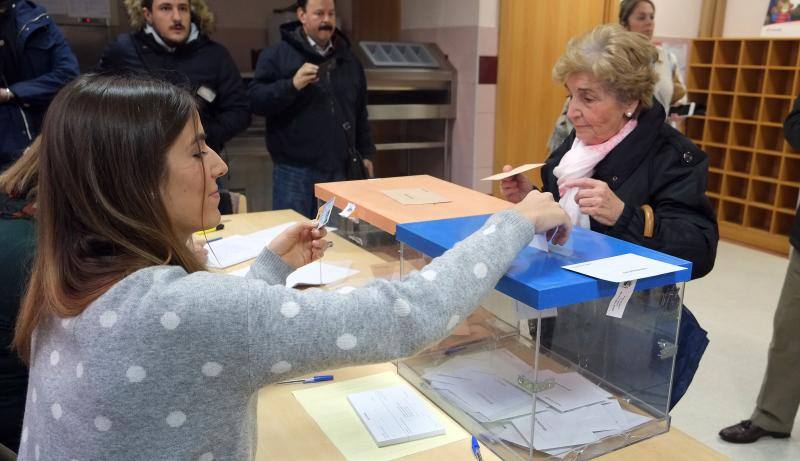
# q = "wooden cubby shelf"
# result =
<box><xmin>686</xmin><ymin>38</ymin><xmax>800</xmax><ymax>254</ymax></box>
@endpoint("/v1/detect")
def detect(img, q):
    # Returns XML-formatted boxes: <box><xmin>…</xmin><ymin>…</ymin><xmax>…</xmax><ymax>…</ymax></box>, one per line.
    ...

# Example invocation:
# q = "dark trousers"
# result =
<box><xmin>752</xmin><ymin>249</ymin><xmax>800</xmax><ymax>433</ymax></box>
<box><xmin>272</xmin><ymin>163</ymin><xmax>346</xmax><ymax>219</ymax></box>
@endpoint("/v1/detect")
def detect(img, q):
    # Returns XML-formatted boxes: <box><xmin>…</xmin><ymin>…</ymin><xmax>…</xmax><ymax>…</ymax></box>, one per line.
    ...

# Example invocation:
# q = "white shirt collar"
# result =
<box><xmin>144</xmin><ymin>22</ymin><xmax>200</xmax><ymax>53</ymax></box>
<box><xmin>306</xmin><ymin>34</ymin><xmax>333</xmax><ymax>56</ymax></box>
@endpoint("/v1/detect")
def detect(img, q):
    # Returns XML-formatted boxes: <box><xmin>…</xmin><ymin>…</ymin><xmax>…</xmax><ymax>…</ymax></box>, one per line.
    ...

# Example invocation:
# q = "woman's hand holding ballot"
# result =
<box><xmin>500</xmin><ymin>164</ymin><xmax>534</xmax><ymax>204</ymax></box>
<box><xmin>268</xmin><ymin>221</ymin><xmax>330</xmax><ymax>269</ymax></box>
<box><xmin>512</xmin><ymin>190</ymin><xmax>572</xmax><ymax>245</ymax></box>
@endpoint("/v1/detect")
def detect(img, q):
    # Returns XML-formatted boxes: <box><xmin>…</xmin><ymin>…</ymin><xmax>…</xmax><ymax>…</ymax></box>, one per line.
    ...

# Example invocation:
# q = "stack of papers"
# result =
<box><xmin>420</xmin><ymin>348</ymin><xmax>653</xmax><ymax>458</ymax></box>
<box><xmin>347</xmin><ymin>385</ymin><xmax>445</xmax><ymax>447</ymax></box>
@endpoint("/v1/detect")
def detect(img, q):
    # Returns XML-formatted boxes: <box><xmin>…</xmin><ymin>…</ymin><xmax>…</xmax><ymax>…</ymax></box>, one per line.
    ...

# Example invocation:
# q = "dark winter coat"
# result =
<box><xmin>543</xmin><ymin>101</ymin><xmax>719</xmax><ymax>279</ymax></box>
<box><xmin>0</xmin><ymin>0</ymin><xmax>78</xmax><ymax>167</ymax></box>
<box><xmin>97</xmin><ymin>29</ymin><xmax>250</xmax><ymax>153</ymax></box>
<box><xmin>783</xmin><ymin>96</ymin><xmax>800</xmax><ymax>252</ymax></box>
<box><xmin>248</xmin><ymin>21</ymin><xmax>374</xmax><ymax>172</ymax></box>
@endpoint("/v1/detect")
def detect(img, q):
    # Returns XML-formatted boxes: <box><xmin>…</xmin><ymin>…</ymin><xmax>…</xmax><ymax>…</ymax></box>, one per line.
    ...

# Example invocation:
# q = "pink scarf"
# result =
<box><xmin>553</xmin><ymin>119</ymin><xmax>637</xmax><ymax>228</ymax></box>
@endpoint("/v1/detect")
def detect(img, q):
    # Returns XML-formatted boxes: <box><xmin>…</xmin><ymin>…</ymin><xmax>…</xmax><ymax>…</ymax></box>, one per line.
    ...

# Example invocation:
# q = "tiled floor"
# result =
<box><xmin>672</xmin><ymin>241</ymin><xmax>800</xmax><ymax>461</ymax></box>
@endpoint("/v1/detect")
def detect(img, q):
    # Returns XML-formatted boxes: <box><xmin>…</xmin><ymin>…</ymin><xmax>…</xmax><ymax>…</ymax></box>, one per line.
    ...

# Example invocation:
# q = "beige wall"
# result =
<box><xmin>652</xmin><ymin>0</ymin><xmax>702</xmax><ymax>38</ymax></box>
<box><xmin>652</xmin><ymin>0</ymin><xmax>773</xmax><ymax>39</ymax></box>
<box><xmin>723</xmin><ymin>0</ymin><xmax>771</xmax><ymax>37</ymax></box>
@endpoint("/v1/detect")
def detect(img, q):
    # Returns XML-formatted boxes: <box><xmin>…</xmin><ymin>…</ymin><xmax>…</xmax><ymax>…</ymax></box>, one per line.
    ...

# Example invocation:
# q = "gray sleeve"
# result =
<box><xmin>151</xmin><ymin>209</ymin><xmax>533</xmax><ymax>393</ymax></box>
<box><xmin>245</xmin><ymin>249</ymin><xmax>293</xmax><ymax>286</ymax></box>
<box><xmin>243</xmin><ymin>209</ymin><xmax>535</xmax><ymax>389</ymax></box>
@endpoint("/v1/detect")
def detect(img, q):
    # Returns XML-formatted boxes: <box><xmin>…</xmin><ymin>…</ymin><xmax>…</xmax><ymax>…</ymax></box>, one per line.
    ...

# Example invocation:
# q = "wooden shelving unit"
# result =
<box><xmin>685</xmin><ymin>38</ymin><xmax>800</xmax><ymax>254</ymax></box>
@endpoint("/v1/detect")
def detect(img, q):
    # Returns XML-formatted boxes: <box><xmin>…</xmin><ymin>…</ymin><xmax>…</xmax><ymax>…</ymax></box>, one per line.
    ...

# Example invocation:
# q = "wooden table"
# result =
<box><xmin>216</xmin><ymin>211</ymin><xmax>729</xmax><ymax>461</ymax></box>
<box><xmin>314</xmin><ymin>175</ymin><xmax>511</xmax><ymax>234</ymax></box>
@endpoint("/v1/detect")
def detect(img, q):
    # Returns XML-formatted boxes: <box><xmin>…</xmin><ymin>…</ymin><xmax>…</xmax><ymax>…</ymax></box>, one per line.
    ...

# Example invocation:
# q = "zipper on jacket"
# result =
<box><xmin>17</xmin><ymin>12</ymin><xmax>48</xmax><ymax>39</ymax></box>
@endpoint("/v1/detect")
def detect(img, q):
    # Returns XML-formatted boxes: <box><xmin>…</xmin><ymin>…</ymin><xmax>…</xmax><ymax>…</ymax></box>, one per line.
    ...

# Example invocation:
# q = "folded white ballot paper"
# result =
<box><xmin>562</xmin><ymin>253</ymin><xmax>687</xmax><ymax>283</ymax></box>
<box><xmin>285</xmin><ymin>261</ymin><xmax>359</xmax><ymax>288</ymax></box>
<box><xmin>228</xmin><ymin>261</ymin><xmax>359</xmax><ymax>288</ymax></box>
<box><xmin>205</xmin><ymin>222</ymin><xmax>296</xmax><ymax>269</ymax></box>
<box><xmin>348</xmin><ymin>385</ymin><xmax>445</xmax><ymax>447</ymax></box>
<box><xmin>481</xmin><ymin>164</ymin><xmax>545</xmax><ymax>181</ymax></box>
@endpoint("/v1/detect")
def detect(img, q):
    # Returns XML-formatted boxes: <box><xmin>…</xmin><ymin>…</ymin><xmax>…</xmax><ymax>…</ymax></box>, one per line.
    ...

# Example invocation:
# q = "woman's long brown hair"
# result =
<box><xmin>14</xmin><ymin>74</ymin><xmax>206</xmax><ymax>361</ymax></box>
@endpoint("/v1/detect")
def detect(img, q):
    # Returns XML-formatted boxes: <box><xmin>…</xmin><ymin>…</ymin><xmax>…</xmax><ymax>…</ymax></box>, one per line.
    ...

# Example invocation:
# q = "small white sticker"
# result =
<box><xmin>196</xmin><ymin>85</ymin><xmax>217</xmax><ymax>103</ymax></box>
<box><xmin>607</xmin><ymin>280</ymin><xmax>636</xmax><ymax>318</ymax></box>
<box><xmin>339</xmin><ymin>202</ymin><xmax>357</xmax><ymax>218</ymax></box>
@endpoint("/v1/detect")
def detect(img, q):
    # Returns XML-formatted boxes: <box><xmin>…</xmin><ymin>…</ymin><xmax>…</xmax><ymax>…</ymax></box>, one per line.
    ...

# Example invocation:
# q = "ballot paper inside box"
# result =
<box><xmin>395</xmin><ymin>215</ymin><xmax>692</xmax><ymax>461</ymax></box>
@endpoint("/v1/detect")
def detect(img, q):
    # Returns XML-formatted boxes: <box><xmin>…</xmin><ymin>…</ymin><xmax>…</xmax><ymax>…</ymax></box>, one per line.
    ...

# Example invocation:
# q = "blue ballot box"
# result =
<box><xmin>395</xmin><ymin>214</ymin><xmax>692</xmax><ymax>461</ymax></box>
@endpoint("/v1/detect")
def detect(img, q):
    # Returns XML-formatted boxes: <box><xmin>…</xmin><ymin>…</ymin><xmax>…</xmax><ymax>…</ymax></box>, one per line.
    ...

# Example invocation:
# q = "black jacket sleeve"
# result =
<box><xmin>604</xmin><ymin>153</ymin><xmax>719</xmax><ymax>279</ymax></box>
<box><xmin>203</xmin><ymin>48</ymin><xmax>251</xmax><ymax>149</ymax></box>
<box><xmin>248</xmin><ymin>46</ymin><xmax>300</xmax><ymax>118</ymax></box>
<box><xmin>784</xmin><ymin>96</ymin><xmax>800</xmax><ymax>150</ymax></box>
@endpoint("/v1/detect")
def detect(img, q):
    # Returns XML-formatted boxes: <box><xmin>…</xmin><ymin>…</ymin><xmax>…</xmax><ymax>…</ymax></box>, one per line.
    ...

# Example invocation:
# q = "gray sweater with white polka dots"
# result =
<box><xmin>18</xmin><ymin>210</ymin><xmax>534</xmax><ymax>460</ymax></box>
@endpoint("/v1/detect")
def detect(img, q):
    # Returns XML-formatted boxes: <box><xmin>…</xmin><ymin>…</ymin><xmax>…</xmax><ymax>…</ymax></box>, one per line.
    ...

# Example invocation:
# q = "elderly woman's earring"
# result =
<box><xmin>625</xmin><ymin>111</ymin><xmax>634</xmax><ymax>118</ymax></box>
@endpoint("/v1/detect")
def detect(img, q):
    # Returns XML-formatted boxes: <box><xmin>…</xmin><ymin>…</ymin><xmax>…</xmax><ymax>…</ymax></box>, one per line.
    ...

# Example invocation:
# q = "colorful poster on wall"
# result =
<box><xmin>762</xmin><ymin>0</ymin><xmax>800</xmax><ymax>37</ymax></box>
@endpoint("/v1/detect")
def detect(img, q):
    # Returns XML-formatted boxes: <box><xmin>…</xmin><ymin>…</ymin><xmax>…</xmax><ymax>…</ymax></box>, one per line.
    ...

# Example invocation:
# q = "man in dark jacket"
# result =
<box><xmin>0</xmin><ymin>0</ymin><xmax>78</xmax><ymax>170</ymax></box>
<box><xmin>97</xmin><ymin>0</ymin><xmax>250</xmax><ymax>155</ymax></box>
<box><xmin>719</xmin><ymin>96</ymin><xmax>800</xmax><ymax>444</ymax></box>
<box><xmin>248</xmin><ymin>0</ymin><xmax>375</xmax><ymax>218</ymax></box>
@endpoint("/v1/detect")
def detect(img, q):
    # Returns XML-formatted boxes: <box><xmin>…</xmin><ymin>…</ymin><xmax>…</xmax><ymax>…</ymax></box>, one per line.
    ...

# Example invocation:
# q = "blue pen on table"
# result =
<box><xmin>471</xmin><ymin>435</ymin><xmax>483</xmax><ymax>461</ymax></box>
<box><xmin>206</xmin><ymin>236</ymin><xmax>222</xmax><ymax>243</ymax></box>
<box><xmin>277</xmin><ymin>375</ymin><xmax>334</xmax><ymax>385</ymax></box>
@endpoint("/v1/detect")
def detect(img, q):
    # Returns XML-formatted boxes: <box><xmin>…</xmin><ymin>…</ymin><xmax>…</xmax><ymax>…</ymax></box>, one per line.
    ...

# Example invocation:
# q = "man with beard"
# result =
<box><xmin>0</xmin><ymin>0</ymin><xmax>78</xmax><ymax>171</ymax></box>
<box><xmin>249</xmin><ymin>0</ymin><xmax>375</xmax><ymax>218</ymax></box>
<box><xmin>98</xmin><ymin>0</ymin><xmax>250</xmax><ymax>159</ymax></box>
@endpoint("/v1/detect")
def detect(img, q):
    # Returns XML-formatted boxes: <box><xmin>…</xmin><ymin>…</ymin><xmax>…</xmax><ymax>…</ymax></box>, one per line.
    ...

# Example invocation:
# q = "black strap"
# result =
<box><xmin>321</xmin><ymin>61</ymin><xmax>367</xmax><ymax>179</ymax></box>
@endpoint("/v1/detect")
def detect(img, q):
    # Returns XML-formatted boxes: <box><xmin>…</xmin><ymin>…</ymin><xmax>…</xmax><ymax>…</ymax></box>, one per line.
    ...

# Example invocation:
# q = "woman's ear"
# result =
<box><xmin>624</xmin><ymin>101</ymin><xmax>640</xmax><ymax>118</ymax></box>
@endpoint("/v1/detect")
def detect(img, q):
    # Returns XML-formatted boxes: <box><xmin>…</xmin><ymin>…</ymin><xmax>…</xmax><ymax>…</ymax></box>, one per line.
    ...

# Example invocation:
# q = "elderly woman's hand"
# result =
<box><xmin>268</xmin><ymin>221</ymin><xmax>329</xmax><ymax>269</ymax></box>
<box><xmin>499</xmin><ymin>164</ymin><xmax>534</xmax><ymax>204</ymax></box>
<box><xmin>560</xmin><ymin>178</ymin><xmax>625</xmax><ymax>226</ymax></box>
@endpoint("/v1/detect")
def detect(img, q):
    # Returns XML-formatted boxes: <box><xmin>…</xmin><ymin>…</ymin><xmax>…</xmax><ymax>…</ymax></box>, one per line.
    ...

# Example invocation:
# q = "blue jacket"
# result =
<box><xmin>0</xmin><ymin>1</ymin><xmax>79</xmax><ymax>167</ymax></box>
<box><xmin>248</xmin><ymin>21</ymin><xmax>374</xmax><ymax>171</ymax></box>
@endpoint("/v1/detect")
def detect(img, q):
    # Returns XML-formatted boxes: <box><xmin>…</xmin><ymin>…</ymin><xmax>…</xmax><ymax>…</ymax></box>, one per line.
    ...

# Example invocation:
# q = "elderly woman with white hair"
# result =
<box><xmin>501</xmin><ymin>24</ymin><xmax>718</xmax><ymax>408</ymax></box>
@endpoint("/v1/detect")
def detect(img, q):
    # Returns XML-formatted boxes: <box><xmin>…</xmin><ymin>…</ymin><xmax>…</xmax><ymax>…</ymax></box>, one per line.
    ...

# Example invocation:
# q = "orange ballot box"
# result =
<box><xmin>314</xmin><ymin>175</ymin><xmax>511</xmax><ymax>234</ymax></box>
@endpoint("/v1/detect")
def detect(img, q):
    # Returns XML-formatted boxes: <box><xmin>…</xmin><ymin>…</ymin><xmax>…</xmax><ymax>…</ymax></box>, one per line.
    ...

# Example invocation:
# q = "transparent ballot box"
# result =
<box><xmin>395</xmin><ymin>215</ymin><xmax>691</xmax><ymax>461</ymax></box>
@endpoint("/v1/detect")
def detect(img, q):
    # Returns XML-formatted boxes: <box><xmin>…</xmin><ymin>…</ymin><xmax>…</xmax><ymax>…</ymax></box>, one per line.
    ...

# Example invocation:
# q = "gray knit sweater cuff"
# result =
<box><xmin>246</xmin><ymin>249</ymin><xmax>294</xmax><ymax>285</ymax></box>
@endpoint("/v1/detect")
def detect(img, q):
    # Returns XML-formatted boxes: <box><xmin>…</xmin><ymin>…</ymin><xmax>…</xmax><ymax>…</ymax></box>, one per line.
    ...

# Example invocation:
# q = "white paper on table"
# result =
<box><xmin>243</xmin><ymin>221</ymin><xmax>296</xmax><ymax>246</ymax></box>
<box><xmin>562</xmin><ymin>253</ymin><xmax>687</xmax><ymax>283</ymax></box>
<box><xmin>229</xmin><ymin>266</ymin><xmax>251</xmax><ymax>277</ymax></box>
<box><xmin>285</xmin><ymin>261</ymin><xmax>359</xmax><ymax>288</ymax></box>
<box><xmin>205</xmin><ymin>235</ymin><xmax>256</xmax><ymax>269</ymax></box>
<box><xmin>606</xmin><ymin>280</ymin><xmax>636</xmax><ymax>318</ymax></box>
<box><xmin>205</xmin><ymin>222</ymin><xmax>297</xmax><ymax>269</ymax></box>
<box><xmin>292</xmin><ymin>371</ymin><xmax>468</xmax><ymax>461</ymax></box>
<box><xmin>347</xmin><ymin>385</ymin><xmax>445</xmax><ymax>447</ymax></box>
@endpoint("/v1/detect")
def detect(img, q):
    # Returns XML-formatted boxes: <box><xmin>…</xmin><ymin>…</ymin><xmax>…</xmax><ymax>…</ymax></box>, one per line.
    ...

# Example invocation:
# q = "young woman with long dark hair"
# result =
<box><xmin>14</xmin><ymin>74</ymin><xmax>570</xmax><ymax>459</ymax></box>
